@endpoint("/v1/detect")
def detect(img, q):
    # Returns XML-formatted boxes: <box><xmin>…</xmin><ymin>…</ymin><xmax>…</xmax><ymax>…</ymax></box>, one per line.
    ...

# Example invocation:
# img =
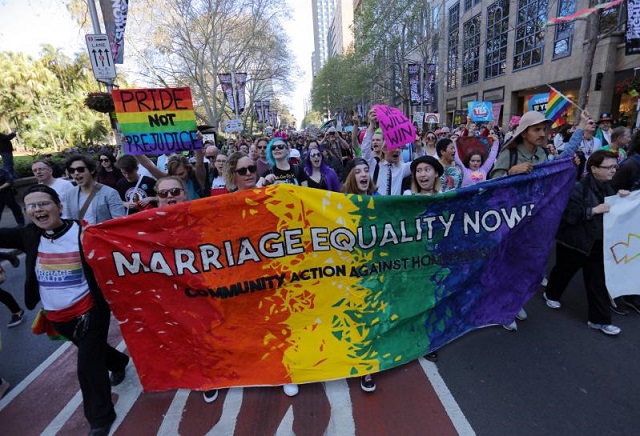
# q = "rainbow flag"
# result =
<box><xmin>113</xmin><ymin>87</ymin><xmax>202</xmax><ymax>155</ymax></box>
<box><xmin>84</xmin><ymin>159</ymin><xmax>576</xmax><ymax>392</ymax></box>
<box><xmin>545</xmin><ymin>89</ymin><xmax>571</xmax><ymax>128</ymax></box>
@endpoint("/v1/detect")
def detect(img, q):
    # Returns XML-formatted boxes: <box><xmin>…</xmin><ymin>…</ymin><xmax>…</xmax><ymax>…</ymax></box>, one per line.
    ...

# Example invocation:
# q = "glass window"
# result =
<box><xmin>513</xmin><ymin>0</ymin><xmax>548</xmax><ymax>71</ymax></box>
<box><xmin>447</xmin><ymin>3</ymin><xmax>460</xmax><ymax>90</ymax></box>
<box><xmin>485</xmin><ymin>0</ymin><xmax>509</xmax><ymax>78</ymax></box>
<box><xmin>553</xmin><ymin>0</ymin><xmax>575</xmax><ymax>59</ymax></box>
<box><xmin>462</xmin><ymin>13</ymin><xmax>481</xmax><ymax>86</ymax></box>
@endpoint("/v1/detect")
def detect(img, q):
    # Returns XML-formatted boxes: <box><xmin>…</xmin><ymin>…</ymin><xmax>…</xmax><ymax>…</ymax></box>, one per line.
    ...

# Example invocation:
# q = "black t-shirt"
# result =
<box><xmin>116</xmin><ymin>175</ymin><xmax>156</xmax><ymax>213</ymax></box>
<box><xmin>261</xmin><ymin>164</ymin><xmax>307</xmax><ymax>186</ymax></box>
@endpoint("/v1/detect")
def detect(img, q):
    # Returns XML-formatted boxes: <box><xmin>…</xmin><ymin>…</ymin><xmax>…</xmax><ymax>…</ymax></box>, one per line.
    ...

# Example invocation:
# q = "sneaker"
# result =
<box><xmin>610</xmin><ymin>299</ymin><xmax>628</xmax><ymax>316</ymax></box>
<box><xmin>424</xmin><ymin>352</ymin><xmax>438</xmax><ymax>362</ymax></box>
<box><xmin>202</xmin><ymin>389</ymin><xmax>219</xmax><ymax>403</ymax></box>
<box><xmin>0</xmin><ymin>378</ymin><xmax>10</xmax><ymax>399</ymax></box>
<box><xmin>502</xmin><ymin>320</ymin><xmax>518</xmax><ymax>331</ymax></box>
<box><xmin>360</xmin><ymin>374</ymin><xmax>376</xmax><ymax>393</ymax></box>
<box><xmin>540</xmin><ymin>276</ymin><xmax>549</xmax><ymax>287</ymax></box>
<box><xmin>7</xmin><ymin>309</ymin><xmax>24</xmax><ymax>328</ymax></box>
<box><xmin>516</xmin><ymin>308</ymin><xmax>527</xmax><ymax>321</ymax></box>
<box><xmin>587</xmin><ymin>321</ymin><xmax>621</xmax><ymax>336</ymax></box>
<box><xmin>543</xmin><ymin>292</ymin><xmax>561</xmax><ymax>309</ymax></box>
<box><xmin>283</xmin><ymin>383</ymin><xmax>299</xmax><ymax>397</ymax></box>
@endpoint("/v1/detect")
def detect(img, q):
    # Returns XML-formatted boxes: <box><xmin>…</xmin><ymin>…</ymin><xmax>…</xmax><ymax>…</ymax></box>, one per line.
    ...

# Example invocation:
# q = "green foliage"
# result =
<box><xmin>0</xmin><ymin>46</ymin><xmax>111</xmax><ymax>153</ymax></box>
<box><xmin>302</xmin><ymin>111</ymin><xmax>323</xmax><ymax>129</ymax></box>
<box><xmin>311</xmin><ymin>54</ymin><xmax>370</xmax><ymax>115</ymax></box>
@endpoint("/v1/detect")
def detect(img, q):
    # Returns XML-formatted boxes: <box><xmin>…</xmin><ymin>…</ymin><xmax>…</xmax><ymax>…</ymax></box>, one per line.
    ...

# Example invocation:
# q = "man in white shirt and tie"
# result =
<box><xmin>361</xmin><ymin>109</ymin><xmax>411</xmax><ymax>195</ymax></box>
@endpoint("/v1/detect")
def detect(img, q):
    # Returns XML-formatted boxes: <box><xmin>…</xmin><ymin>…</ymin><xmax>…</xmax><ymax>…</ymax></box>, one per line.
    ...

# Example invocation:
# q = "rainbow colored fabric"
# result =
<box><xmin>545</xmin><ymin>89</ymin><xmax>572</xmax><ymax>128</ymax></box>
<box><xmin>84</xmin><ymin>158</ymin><xmax>575</xmax><ymax>392</ymax></box>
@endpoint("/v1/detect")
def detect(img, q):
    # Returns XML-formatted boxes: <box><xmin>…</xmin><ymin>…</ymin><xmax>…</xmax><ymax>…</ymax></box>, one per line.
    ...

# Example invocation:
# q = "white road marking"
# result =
<box><xmin>0</xmin><ymin>341</ymin><xmax>72</xmax><ymax>411</ymax></box>
<box><xmin>418</xmin><ymin>358</ymin><xmax>475</xmax><ymax>436</ymax></box>
<box><xmin>324</xmin><ymin>379</ymin><xmax>355</xmax><ymax>436</ymax></box>
<box><xmin>275</xmin><ymin>405</ymin><xmax>294</xmax><ymax>436</ymax></box>
<box><xmin>41</xmin><ymin>390</ymin><xmax>83</xmax><ymax>434</ymax></box>
<box><xmin>206</xmin><ymin>387</ymin><xmax>244</xmax><ymax>436</ymax></box>
<box><xmin>157</xmin><ymin>389</ymin><xmax>190</xmax><ymax>435</ymax></box>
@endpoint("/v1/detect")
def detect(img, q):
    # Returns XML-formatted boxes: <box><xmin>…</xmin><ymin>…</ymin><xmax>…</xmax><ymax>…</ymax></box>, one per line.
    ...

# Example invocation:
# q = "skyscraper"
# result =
<box><xmin>311</xmin><ymin>0</ymin><xmax>336</xmax><ymax>77</ymax></box>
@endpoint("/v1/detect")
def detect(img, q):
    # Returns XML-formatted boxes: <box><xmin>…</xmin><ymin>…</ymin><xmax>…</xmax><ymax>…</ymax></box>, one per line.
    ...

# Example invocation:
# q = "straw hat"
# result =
<box><xmin>504</xmin><ymin>111</ymin><xmax>551</xmax><ymax>148</ymax></box>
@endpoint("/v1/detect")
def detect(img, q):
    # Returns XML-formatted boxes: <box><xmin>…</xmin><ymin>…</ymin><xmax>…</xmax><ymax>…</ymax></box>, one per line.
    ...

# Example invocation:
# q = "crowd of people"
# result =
<box><xmin>1</xmin><ymin>107</ymin><xmax>639</xmax><ymax>435</ymax></box>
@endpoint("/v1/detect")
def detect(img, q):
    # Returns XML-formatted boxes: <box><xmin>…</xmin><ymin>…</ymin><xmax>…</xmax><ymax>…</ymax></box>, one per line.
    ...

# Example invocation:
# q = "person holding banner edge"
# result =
<box><xmin>0</xmin><ymin>185</ymin><xmax>130</xmax><ymax>435</ymax></box>
<box><xmin>542</xmin><ymin>150</ymin><xmax>630</xmax><ymax>335</ymax></box>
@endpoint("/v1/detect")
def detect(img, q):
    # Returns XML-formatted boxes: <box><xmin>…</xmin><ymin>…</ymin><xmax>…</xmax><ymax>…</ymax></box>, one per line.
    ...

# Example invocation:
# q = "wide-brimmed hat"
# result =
<box><xmin>598</xmin><ymin>113</ymin><xmax>612</xmax><ymax>123</ymax></box>
<box><xmin>410</xmin><ymin>155</ymin><xmax>444</xmax><ymax>177</ymax></box>
<box><xmin>504</xmin><ymin>111</ymin><xmax>551</xmax><ymax>148</ymax></box>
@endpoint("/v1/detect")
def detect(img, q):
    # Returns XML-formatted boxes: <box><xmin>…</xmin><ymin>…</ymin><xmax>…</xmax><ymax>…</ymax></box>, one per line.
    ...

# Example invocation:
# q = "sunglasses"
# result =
<box><xmin>272</xmin><ymin>143</ymin><xmax>288</xmax><ymax>150</ymax></box>
<box><xmin>257</xmin><ymin>145</ymin><xmax>266</xmax><ymax>149</ymax></box>
<box><xmin>68</xmin><ymin>166</ymin><xmax>87</xmax><ymax>174</ymax></box>
<box><xmin>235</xmin><ymin>165</ymin><xmax>257</xmax><ymax>175</ymax></box>
<box><xmin>156</xmin><ymin>188</ymin><xmax>185</xmax><ymax>198</ymax></box>
<box><xmin>309</xmin><ymin>152</ymin><xmax>321</xmax><ymax>158</ymax></box>
<box><xmin>99</xmin><ymin>158</ymin><xmax>110</xmax><ymax>162</ymax></box>
<box><xmin>427</xmin><ymin>136</ymin><xmax>437</xmax><ymax>140</ymax></box>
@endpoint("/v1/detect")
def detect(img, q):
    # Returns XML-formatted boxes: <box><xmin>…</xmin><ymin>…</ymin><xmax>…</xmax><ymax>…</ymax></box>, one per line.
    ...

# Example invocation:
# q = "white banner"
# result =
<box><xmin>603</xmin><ymin>190</ymin><xmax>640</xmax><ymax>298</ymax></box>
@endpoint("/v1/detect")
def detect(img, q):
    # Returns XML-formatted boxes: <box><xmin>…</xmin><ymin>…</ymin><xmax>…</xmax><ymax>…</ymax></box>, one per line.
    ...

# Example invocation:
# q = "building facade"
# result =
<box><xmin>437</xmin><ymin>0</ymin><xmax>639</xmax><ymax>128</ymax></box>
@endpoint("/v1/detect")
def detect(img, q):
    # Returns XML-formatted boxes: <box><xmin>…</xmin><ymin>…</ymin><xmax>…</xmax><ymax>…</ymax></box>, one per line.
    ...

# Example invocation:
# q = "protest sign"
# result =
<box><xmin>113</xmin><ymin>87</ymin><xmax>202</xmax><ymax>155</ymax></box>
<box><xmin>373</xmin><ymin>105</ymin><xmax>416</xmax><ymax>151</ymax></box>
<box><xmin>456</xmin><ymin>136</ymin><xmax>491</xmax><ymax>162</ymax></box>
<box><xmin>604</xmin><ymin>190</ymin><xmax>640</xmax><ymax>298</ymax></box>
<box><xmin>84</xmin><ymin>158</ymin><xmax>575</xmax><ymax>392</ymax></box>
<box><xmin>424</xmin><ymin>113</ymin><xmax>440</xmax><ymax>124</ymax></box>
<box><xmin>467</xmin><ymin>102</ymin><xmax>493</xmax><ymax>122</ymax></box>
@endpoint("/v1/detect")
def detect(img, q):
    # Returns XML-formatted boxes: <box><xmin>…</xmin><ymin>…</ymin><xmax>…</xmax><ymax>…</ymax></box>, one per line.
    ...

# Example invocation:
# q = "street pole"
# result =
<box><xmin>86</xmin><ymin>0</ymin><xmax>120</xmax><ymax>148</ymax></box>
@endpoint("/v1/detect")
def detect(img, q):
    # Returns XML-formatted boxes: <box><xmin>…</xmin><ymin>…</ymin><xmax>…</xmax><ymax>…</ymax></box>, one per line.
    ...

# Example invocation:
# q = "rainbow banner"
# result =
<box><xmin>113</xmin><ymin>87</ymin><xmax>202</xmax><ymax>155</ymax></box>
<box><xmin>83</xmin><ymin>158</ymin><xmax>576</xmax><ymax>392</ymax></box>
<box><xmin>545</xmin><ymin>89</ymin><xmax>572</xmax><ymax>128</ymax></box>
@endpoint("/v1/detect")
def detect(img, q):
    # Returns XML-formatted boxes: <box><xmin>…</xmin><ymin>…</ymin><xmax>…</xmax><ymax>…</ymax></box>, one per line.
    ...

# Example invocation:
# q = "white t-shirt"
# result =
<box><xmin>48</xmin><ymin>178</ymin><xmax>74</xmax><ymax>199</ymax></box>
<box><xmin>35</xmin><ymin>222</ymin><xmax>90</xmax><ymax>311</ymax></box>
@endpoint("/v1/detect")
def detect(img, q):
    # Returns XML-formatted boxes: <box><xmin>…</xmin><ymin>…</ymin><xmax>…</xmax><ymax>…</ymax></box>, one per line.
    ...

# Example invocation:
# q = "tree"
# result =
<box><xmin>0</xmin><ymin>48</ymin><xmax>111</xmax><ymax>152</ymax></box>
<box><xmin>96</xmin><ymin>0</ymin><xmax>297</xmax><ymax>130</ymax></box>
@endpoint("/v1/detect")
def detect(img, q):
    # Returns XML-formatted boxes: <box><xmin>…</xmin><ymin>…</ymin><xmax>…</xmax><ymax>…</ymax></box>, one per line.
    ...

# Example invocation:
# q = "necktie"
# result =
<box><xmin>386</xmin><ymin>163</ymin><xmax>392</xmax><ymax>195</ymax></box>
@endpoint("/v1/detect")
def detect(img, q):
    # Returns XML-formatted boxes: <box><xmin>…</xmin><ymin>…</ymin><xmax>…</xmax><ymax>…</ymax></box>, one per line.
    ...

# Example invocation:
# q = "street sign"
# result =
<box><xmin>223</xmin><ymin>118</ymin><xmax>244</xmax><ymax>133</ymax></box>
<box><xmin>85</xmin><ymin>34</ymin><xmax>116</xmax><ymax>81</ymax></box>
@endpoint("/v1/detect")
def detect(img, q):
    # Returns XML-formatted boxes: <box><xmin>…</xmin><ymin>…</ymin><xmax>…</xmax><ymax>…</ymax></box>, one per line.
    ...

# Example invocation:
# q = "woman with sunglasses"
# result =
<box><xmin>257</xmin><ymin>138</ymin><xmax>308</xmax><ymax>187</ymax></box>
<box><xmin>453</xmin><ymin>133</ymin><xmax>500</xmax><ymax>187</ymax></box>
<box><xmin>96</xmin><ymin>149</ymin><xmax>123</xmax><ymax>189</ymax></box>
<box><xmin>0</xmin><ymin>184</ymin><xmax>130</xmax><ymax>435</ymax></box>
<box><xmin>421</xmin><ymin>131</ymin><xmax>439</xmax><ymax>157</ymax></box>
<box><xmin>303</xmin><ymin>143</ymin><xmax>341</xmax><ymax>192</ymax></box>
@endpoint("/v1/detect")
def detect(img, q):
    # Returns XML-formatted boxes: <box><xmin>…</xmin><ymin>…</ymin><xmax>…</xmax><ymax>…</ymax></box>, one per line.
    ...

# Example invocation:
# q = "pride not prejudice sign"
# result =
<box><xmin>113</xmin><ymin>87</ymin><xmax>202</xmax><ymax>155</ymax></box>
